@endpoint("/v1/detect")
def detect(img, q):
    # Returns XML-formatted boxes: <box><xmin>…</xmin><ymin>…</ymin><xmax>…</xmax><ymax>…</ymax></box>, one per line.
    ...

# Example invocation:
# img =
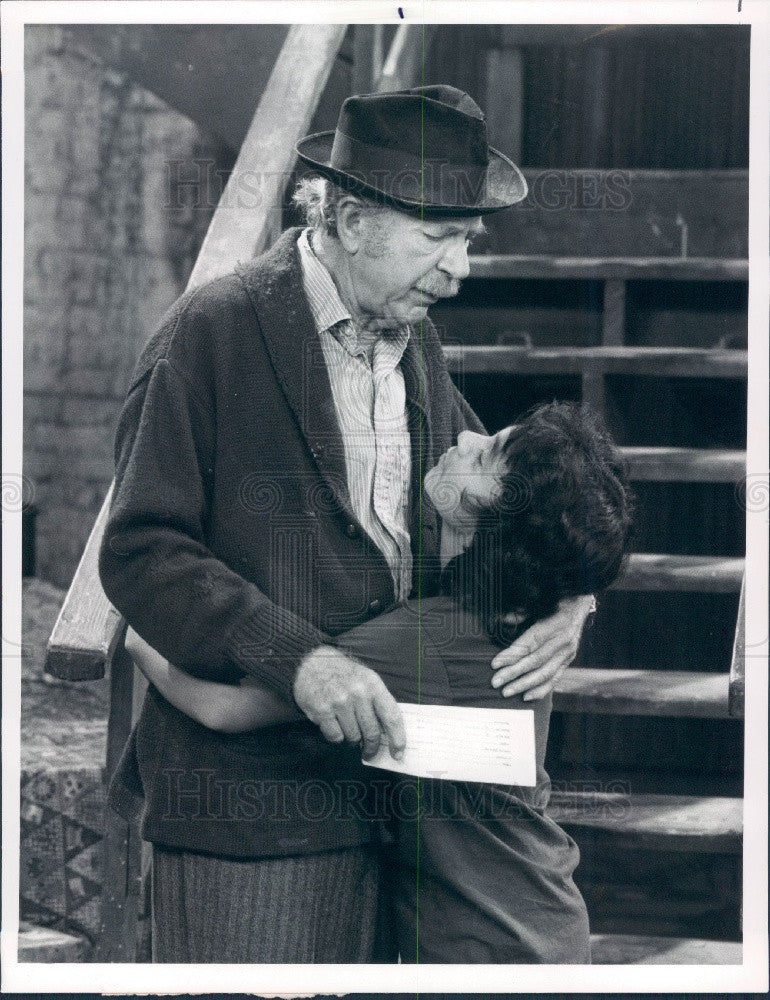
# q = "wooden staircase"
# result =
<box><xmin>441</xmin><ymin>169</ymin><xmax>747</xmax><ymax>959</ymax></box>
<box><xmin>34</xmin><ymin>24</ymin><xmax>747</xmax><ymax>966</ymax></box>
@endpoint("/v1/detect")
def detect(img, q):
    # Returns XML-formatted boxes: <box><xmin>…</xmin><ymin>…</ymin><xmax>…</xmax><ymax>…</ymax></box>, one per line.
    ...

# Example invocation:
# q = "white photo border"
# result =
<box><xmin>2</xmin><ymin>0</ymin><xmax>768</xmax><ymax>992</ymax></box>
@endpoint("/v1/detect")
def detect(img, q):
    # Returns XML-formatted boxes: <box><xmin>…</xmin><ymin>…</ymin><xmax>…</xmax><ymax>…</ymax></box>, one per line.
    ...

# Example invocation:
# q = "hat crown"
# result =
<box><xmin>295</xmin><ymin>82</ymin><xmax>528</xmax><ymax>215</ymax></box>
<box><xmin>339</xmin><ymin>86</ymin><xmax>489</xmax><ymax>166</ymax></box>
<box><xmin>403</xmin><ymin>84</ymin><xmax>485</xmax><ymax>121</ymax></box>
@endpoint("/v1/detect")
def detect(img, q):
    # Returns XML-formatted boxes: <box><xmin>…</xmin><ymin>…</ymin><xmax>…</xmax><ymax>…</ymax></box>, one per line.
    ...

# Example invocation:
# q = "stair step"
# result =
<box><xmin>613</xmin><ymin>554</ymin><xmax>744</xmax><ymax>592</ymax></box>
<box><xmin>17</xmin><ymin>922</ymin><xmax>90</xmax><ymax>962</ymax></box>
<box><xmin>547</xmin><ymin>792</ymin><xmax>742</xmax><ymax>853</ymax></box>
<box><xmin>619</xmin><ymin>447</ymin><xmax>745</xmax><ymax>483</ymax></box>
<box><xmin>443</xmin><ymin>345</ymin><xmax>748</xmax><ymax>379</ymax></box>
<box><xmin>469</xmin><ymin>254</ymin><xmax>748</xmax><ymax>282</ymax></box>
<box><xmin>553</xmin><ymin>668</ymin><xmax>732</xmax><ymax>718</ymax></box>
<box><xmin>590</xmin><ymin>932</ymin><xmax>742</xmax><ymax>964</ymax></box>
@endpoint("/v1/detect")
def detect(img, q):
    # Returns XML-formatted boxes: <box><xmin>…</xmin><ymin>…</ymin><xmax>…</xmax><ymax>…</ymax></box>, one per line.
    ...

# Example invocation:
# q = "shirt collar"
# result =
<box><xmin>297</xmin><ymin>228</ymin><xmax>410</xmax><ymax>364</ymax></box>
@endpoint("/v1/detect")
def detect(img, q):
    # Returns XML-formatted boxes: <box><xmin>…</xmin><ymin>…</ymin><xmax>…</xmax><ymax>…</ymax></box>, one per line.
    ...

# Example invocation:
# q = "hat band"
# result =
<box><xmin>329</xmin><ymin>130</ymin><xmax>490</xmax><ymax>208</ymax></box>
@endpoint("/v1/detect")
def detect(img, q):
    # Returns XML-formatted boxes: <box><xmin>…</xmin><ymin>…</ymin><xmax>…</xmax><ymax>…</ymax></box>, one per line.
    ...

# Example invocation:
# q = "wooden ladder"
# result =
<box><xmin>42</xmin><ymin>26</ymin><xmax>747</xmax><ymax>965</ymax></box>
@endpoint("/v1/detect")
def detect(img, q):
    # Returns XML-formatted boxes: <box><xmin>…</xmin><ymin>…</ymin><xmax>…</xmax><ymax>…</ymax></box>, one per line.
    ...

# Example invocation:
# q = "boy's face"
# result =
<box><xmin>424</xmin><ymin>427</ymin><xmax>514</xmax><ymax>527</ymax></box>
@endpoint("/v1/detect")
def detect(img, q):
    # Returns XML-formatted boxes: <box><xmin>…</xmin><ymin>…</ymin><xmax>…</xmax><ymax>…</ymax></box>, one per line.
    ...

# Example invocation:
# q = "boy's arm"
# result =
<box><xmin>125</xmin><ymin>627</ymin><xmax>300</xmax><ymax>733</ymax></box>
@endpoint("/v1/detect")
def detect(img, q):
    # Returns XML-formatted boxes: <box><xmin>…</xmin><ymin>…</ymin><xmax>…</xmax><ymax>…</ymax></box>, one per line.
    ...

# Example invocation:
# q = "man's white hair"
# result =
<box><xmin>292</xmin><ymin>176</ymin><xmax>390</xmax><ymax>237</ymax></box>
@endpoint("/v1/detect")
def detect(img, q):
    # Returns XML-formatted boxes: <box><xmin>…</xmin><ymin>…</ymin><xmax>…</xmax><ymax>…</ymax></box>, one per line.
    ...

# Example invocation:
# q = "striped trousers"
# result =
<box><xmin>151</xmin><ymin>843</ymin><xmax>384</xmax><ymax>963</ymax></box>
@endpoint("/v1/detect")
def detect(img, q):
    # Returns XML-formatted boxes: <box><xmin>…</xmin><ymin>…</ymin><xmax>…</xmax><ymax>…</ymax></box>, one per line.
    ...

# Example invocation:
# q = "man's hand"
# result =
<box><xmin>490</xmin><ymin>595</ymin><xmax>596</xmax><ymax>700</ymax></box>
<box><xmin>293</xmin><ymin>645</ymin><xmax>406</xmax><ymax>761</ymax></box>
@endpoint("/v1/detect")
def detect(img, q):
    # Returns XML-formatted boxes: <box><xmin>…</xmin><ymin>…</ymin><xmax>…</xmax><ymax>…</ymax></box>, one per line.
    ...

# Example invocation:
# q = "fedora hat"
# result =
<box><xmin>296</xmin><ymin>84</ymin><xmax>527</xmax><ymax>216</ymax></box>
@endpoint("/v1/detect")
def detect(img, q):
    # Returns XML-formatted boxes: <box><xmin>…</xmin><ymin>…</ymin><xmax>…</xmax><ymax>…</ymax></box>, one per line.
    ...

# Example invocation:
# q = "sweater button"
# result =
<box><xmin>368</xmin><ymin>599</ymin><xmax>382</xmax><ymax>615</ymax></box>
<box><xmin>345</xmin><ymin>523</ymin><xmax>359</xmax><ymax>538</ymax></box>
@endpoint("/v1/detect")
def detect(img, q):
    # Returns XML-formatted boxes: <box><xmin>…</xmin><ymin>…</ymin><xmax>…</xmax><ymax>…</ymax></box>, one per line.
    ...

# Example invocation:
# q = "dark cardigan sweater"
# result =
<box><xmin>99</xmin><ymin>226</ymin><xmax>484</xmax><ymax>859</ymax></box>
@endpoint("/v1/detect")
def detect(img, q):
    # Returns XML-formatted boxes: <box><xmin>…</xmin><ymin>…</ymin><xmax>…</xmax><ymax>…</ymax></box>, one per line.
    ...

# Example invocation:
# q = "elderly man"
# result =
<box><xmin>99</xmin><ymin>84</ymin><xmax>594</xmax><ymax>963</ymax></box>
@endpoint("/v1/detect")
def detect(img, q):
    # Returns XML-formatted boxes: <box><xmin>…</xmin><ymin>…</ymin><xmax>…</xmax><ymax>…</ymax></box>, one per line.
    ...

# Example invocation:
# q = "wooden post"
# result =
<box><xmin>353</xmin><ymin>25</ymin><xmax>384</xmax><ymax>94</ymax></box>
<box><xmin>581</xmin><ymin>364</ymin><xmax>607</xmax><ymax>420</ymax></box>
<box><xmin>95</xmin><ymin>639</ymin><xmax>144</xmax><ymax>962</ymax></box>
<box><xmin>602</xmin><ymin>278</ymin><xmax>627</xmax><ymax>346</ymax></box>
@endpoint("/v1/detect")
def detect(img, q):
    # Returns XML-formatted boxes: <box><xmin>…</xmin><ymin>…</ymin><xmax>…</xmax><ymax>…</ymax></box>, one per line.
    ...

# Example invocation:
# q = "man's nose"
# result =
<box><xmin>438</xmin><ymin>237</ymin><xmax>471</xmax><ymax>282</ymax></box>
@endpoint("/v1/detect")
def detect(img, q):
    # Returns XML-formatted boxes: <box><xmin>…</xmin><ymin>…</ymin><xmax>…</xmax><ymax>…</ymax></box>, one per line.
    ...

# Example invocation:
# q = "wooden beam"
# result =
<box><xmin>376</xmin><ymin>24</ymin><xmax>437</xmax><ymax>92</ymax></box>
<box><xmin>553</xmin><ymin>668</ymin><xmax>732</xmax><ymax>719</ymax></box>
<box><xmin>18</xmin><ymin>923</ymin><xmax>90</xmax><ymax>963</ymax></box>
<box><xmin>443</xmin><ymin>345</ymin><xmax>748</xmax><ymax>379</ymax></box>
<box><xmin>46</xmin><ymin>483</ymin><xmax>124</xmax><ymax>681</ymax></box>
<box><xmin>190</xmin><ymin>23</ymin><xmax>348</xmax><ymax>279</ymax></box>
<box><xmin>619</xmin><ymin>447</ymin><xmax>746</xmax><ymax>483</ymax></box>
<box><xmin>46</xmin><ymin>25</ymin><xmax>347</xmax><ymax>681</ymax></box>
<box><xmin>728</xmin><ymin>573</ymin><xmax>746</xmax><ymax>718</ymax></box>
<box><xmin>547</xmin><ymin>791</ymin><xmax>742</xmax><ymax>853</ymax></box>
<box><xmin>590</xmin><ymin>934</ymin><xmax>742</xmax><ymax>965</ymax></box>
<box><xmin>469</xmin><ymin>255</ymin><xmax>749</xmax><ymax>282</ymax></box>
<box><xmin>613</xmin><ymin>554</ymin><xmax>745</xmax><ymax>593</ymax></box>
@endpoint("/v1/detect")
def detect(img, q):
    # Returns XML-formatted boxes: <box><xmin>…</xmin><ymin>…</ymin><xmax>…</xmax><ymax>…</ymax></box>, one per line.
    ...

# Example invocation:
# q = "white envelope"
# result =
<box><xmin>362</xmin><ymin>702</ymin><xmax>537</xmax><ymax>786</ymax></box>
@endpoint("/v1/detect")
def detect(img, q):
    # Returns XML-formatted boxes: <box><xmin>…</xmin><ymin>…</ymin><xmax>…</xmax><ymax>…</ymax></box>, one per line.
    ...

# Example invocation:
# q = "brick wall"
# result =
<box><xmin>24</xmin><ymin>26</ymin><xmax>222</xmax><ymax>587</ymax></box>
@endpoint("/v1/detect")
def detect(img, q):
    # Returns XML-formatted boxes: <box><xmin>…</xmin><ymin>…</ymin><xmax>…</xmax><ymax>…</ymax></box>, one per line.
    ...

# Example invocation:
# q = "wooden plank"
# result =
<box><xmin>469</xmin><ymin>255</ymin><xmax>749</xmax><ymax>282</ymax></box>
<box><xmin>547</xmin><ymin>791</ymin><xmax>742</xmax><ymax>853</ymax></box>
<box><xmin>619</xmin><ymin>447</ymin><xmax>746</xmax><ymax>482</ymax></box>
<box><xmin>613</xmin><ymin>554</ymin><xmax>744</xmax><ymax>593</ymax></box>
<box><xmin>46</xmin><ymin>27</ymin><xmax>346</xmax><ymax>681</ymax></box>
<box><xmin>590</xmin><ymin>933</ymin><xmax>742</xmax><ymax>965</ymax></box>
<box><xmin>553</xmin><ymin>668</ymin><xmax>732</xmax><ymax>719</ymax></box>
<box><xmin>190</xmin><ymin>23</ymin><xmax>348</xmax><ymax>276</ymax></box>
<box><xmin>728</xmin><ymin>573</ymin><xmax>746</xmax><ymax>718</ymax></box>
<box><xmin>443</xmin><ymin>345</ymin><xmax>748</xmax><ymax>378</ymax></box>
<box><xmin>45</xmin><ymin>482</ymin><xmax>122</xmax><ymax>681</ymax></box>
<box><xmin>18</xmin><ymin>923</ymin><xmax>90</xmax><ymax>963</ymax></box>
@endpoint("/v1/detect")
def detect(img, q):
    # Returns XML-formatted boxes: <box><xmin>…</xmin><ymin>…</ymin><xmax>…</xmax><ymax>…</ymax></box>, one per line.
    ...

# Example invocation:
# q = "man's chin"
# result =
<box><xmin>406</xmin><ymin>302</ymin><xmax>432</xmax><ymax>320</ymax></box>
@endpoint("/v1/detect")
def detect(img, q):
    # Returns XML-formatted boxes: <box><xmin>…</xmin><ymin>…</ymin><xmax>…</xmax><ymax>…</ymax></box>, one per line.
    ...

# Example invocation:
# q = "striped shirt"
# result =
<box><xmin>297</xmin><ymin>228</ymin><xmax>413</xmax><ymax>602</ymax></box>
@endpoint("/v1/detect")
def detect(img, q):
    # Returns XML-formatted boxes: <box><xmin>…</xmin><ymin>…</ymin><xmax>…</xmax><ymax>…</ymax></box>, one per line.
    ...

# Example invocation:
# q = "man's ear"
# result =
<box><xmin>335</xmin><ymin>196</ymin><xmax>366</xmax><ymax>254</ymax></box>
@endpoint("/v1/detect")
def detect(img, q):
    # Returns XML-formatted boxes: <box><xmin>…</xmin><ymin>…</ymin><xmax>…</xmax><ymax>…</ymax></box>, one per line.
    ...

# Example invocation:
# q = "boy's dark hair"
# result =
<box><xmin>441</xmin><ymin>401</ymin><xmax>634</xmax><ymax>643</ymax></box>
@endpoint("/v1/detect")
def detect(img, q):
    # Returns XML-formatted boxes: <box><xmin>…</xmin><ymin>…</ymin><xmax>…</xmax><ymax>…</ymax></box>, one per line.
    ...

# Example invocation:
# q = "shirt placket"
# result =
<box><xmin>372</xmin><ymin>344</ymin><xmax>412</xmax><ymax>601</ymax></box>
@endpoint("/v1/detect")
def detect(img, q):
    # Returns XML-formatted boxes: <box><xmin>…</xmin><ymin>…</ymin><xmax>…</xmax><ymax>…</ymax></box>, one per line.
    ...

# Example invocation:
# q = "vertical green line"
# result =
<box><xmin>414</xmin><ymin>11</ymin><xmax>427</xmax><ymax>975</ymax></box>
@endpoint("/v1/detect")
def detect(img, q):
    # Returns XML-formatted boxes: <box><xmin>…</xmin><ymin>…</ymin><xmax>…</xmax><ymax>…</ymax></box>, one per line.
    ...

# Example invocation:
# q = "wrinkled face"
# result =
<box><xmin>349</xmin><ymin>210</ymin><xmax>485</xmax><ymax>327</ymax></box>
<box><xmin>424</xmin><ymin>427</ymin><xmax>514</xmax><ymax>528</ymax></box>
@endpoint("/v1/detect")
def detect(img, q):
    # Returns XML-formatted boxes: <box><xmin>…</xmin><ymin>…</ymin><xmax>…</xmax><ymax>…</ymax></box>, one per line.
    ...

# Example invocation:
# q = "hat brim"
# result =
<box><xmin>295</xmin><ymin>131</ymin><xmax>528</xmax><ymax>216</ymax></box>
